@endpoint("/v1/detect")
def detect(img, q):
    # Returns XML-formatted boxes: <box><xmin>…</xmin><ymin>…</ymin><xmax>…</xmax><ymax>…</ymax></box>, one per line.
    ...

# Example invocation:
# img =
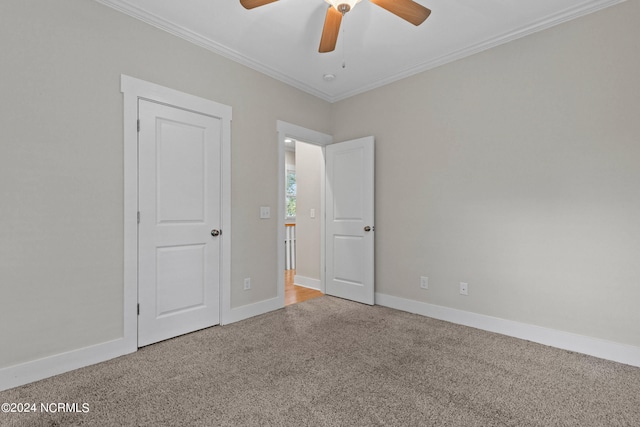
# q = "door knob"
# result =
<box><xmin>211</xmin><ymin>229</ymin><xmax>221</xmax><ymax>237</ymax></box>
<box><xmin>364</xmin><ymin>226</ymin><xmax>374</xmax><ymax>232</ymax></box>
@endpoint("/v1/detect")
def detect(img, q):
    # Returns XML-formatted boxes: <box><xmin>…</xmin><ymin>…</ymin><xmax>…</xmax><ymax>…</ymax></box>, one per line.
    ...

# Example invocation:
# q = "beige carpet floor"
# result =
<box><xmin>1</xmin><ymin>296</ymin><xmax>639</xmax><ymax>426</ymax></box>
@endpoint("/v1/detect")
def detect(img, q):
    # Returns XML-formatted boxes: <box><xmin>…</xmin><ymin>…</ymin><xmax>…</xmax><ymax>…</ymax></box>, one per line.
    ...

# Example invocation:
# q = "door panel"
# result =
<box><xmin>325</xmin><ymin>136</ymin><xmax>375</xmax><ymax>305</ymax></box>
<box><xmin>156</xmin><ymin>121</ymin><xmax>206</xmax><ymax>222</ymax></box>
<box><xmin>156</xmin><ymin>244</ymin><xmax>206</xmax><ymax>316</ymax></box>
<box><xmin>333</xmin><ymin>235</ymin><xmax>364</xmax><ymax>283</ymax></box>
<box><xmin>332</xmin><ymin>148</ymin><xmax>364</xmax><ymax>220</ymax></box>
<box><xmin>138</xmin><ymin>99</ymin><xmax>221</xmax><ymax>347</ymax></box>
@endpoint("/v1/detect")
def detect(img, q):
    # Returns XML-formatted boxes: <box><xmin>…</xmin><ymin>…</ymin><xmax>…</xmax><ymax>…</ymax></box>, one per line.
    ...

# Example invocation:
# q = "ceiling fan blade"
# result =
<box><xmin>319</xmin><ymin>6</ymin><xmax>343</xmax><ymax>53</ymax></box>
<box><xmin>240</xmin><ymin>0</ymin><xmax>278</xmax><ymax>10</ymax></box>
<box><xmin>369</xmin><ymin>0</ymin><xmax>431</xmax><ymax>26</ymax></box>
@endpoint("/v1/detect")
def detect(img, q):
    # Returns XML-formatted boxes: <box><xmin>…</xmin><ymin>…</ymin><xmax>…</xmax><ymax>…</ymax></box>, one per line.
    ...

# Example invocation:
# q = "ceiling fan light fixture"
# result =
<box><xmin>325</xmin><ymin>0</ymin><xmax>361</xmax><ymax>15</ymax></box>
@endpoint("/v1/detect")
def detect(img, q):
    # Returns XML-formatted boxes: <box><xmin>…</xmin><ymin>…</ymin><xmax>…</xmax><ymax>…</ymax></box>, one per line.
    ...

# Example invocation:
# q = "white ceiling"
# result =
<box><xmin>97</xmin><ymin>0</ymin><xmax>623</xmax><ymax>102</ymax></box>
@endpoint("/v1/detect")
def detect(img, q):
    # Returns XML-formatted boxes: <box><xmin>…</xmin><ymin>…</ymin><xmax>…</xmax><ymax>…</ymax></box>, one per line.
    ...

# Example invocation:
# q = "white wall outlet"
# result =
<box><xmin>244</xmin><ymin>277</ymin><xmax>251</xmax><ymax>290</ymax></box>
<box><xmin>310</xmin><ymin>208</ymin><xmax>316</xmax><ymax>219</ymax></box>
<box><xmin>259</xmin><ymin>206</ymin><xmax>270</xmax><ymax>219</ymax></box>
<box><xmin>420</xmin><ymin>276</ymin><xmax>429</xmax><ymax>290</ymax></box>
<box><xmin>460</xmin><ymin>282</ymin><xmax>468</xmax><ymax>296</ymax></box>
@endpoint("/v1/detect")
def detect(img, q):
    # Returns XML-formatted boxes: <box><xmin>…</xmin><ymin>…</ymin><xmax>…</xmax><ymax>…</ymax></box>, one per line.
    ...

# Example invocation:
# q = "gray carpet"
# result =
<box><xmin>1</xmin><ymin>296</ymin><xmax>639</xmax><ymax>426</ymax></box>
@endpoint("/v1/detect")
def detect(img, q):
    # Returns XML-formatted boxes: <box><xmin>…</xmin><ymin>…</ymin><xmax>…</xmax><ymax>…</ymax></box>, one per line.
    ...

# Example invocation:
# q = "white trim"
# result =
<box><xmin>293</xmin><ymin>275</ymin><xmax>322</xmax><ymax>291</ymax></box>
<box><xmin>276</xmin><ymin>121</ymin><xmax>332</xmax><ymax>309</ymax></box>
<box><xmin>220</xmin><ymin>106</ymin><xmax>232</xmax><ymax>326</ymax></box>
<box><xmin>375</xmin><ymin>293</ymin><xmax>640</xmax><ymax>368</ymax></box>
<box><xmin>121</xmin><ymin>75</ymin><xmax>233</xmax><ymax>330</ymax></box>
<box><xmin>94</xmin><ymin>0</ymin><xmax>329</xmax><ymax>101</ymax></box>
<box><xmin>96</xmin><ymin>0</ymin><xmax>625</xmax><ymax>103</ymax></box>
<box><xmin>122</xmin><ymin>77</ymin><xmax>140</xmax><ymax>355</ymax></box>
<box><xmin>223</xmin><ymin>297</ymin><xmax>283</xmax><ymax>325</ymax></box>
<box><xmin>333</xmin><ymin>0</ymin><xmax>626</xmax><ymax>102</ymax></box>
<box><xmin>0</xmin><ymin>338</ymin><xmax>133</xmax><ymax>392</ymax></box>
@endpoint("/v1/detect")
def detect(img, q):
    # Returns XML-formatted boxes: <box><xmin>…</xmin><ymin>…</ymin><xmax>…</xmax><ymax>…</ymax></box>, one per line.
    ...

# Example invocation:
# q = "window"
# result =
<box><xmin>285</xmin><ymin>169</ymin><xmax>296</xmax><ymax>219</ymax></box>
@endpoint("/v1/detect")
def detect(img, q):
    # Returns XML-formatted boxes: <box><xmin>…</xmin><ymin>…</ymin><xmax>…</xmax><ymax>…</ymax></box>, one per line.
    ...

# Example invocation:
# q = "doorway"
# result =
<box><xmin>283</xmin><ymin>138</ymin><xmax>324</xmax><ymax>306</ymax></box>
<box><xmin>276</xmin><ymin>121</ymin><xmax>376</xmax><ymax>308</ymax></box>
<box><xmin>276</xmin><ymin>121</ymin><xmax>332</xmax><ymax>306</ymax></box>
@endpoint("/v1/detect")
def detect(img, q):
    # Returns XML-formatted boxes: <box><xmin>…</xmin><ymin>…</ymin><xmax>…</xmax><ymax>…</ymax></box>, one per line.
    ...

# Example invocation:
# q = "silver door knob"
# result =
<box><xmin>364</xmin><ymin>226</ymin><xmax>374</xmax><ymax>232</ymax></box>
<box><xmin>211</xmin><ymin>229</ymin><xmax>221</xmax><ymax>237</ymax></box>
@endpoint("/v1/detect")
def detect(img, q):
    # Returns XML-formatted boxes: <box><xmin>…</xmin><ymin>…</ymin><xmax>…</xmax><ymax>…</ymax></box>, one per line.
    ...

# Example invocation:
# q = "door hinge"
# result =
<box><xmin>137</xmin><ymin>211</ymin><xmax>140</xmax><ymax>224</ymax></box>
<box><xmin>137</xmin><ymin>119</ymin><xmax>140</xmax><ymax>132</ymax></box>
<box><xmin>137</xmin><ymin>303</ymin><xmax>140</xmax><ymax>315</ymax></box>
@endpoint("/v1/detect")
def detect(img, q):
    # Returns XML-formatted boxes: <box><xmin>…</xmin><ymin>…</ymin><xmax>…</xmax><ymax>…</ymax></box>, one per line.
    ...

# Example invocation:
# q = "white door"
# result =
<box><xmin>325</xmin><ymin>136</ymin><xmax>375</xmax><ymax>305</ymax></box>
<box><xmin>138</xmin><ymin>99</ymin><xmax>221</xmax><ymax>347</ymax></box>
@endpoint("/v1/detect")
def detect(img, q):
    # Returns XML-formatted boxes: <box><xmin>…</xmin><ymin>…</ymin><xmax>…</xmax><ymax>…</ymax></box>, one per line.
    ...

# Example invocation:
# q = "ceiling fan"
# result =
<box><xmin>240</xmin><ymin>0</ymin><xmax>431</xmax><ymax>53</ymax></box>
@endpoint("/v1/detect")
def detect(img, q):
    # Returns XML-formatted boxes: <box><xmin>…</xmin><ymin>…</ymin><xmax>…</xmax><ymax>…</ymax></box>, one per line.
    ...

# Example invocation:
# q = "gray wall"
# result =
<box><xmin>0</xmin><ymin>0</ymin><xmax>331</xmax><ymax>368</ymax></box>
<box><xmin>331</xmin><ymin>0</ymin><xmax>640</xmax><ymax>347</ymax></box>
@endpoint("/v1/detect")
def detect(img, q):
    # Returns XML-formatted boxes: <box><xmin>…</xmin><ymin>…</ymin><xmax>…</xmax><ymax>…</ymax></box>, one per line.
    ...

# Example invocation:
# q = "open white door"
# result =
<box><xmin>325</xmin><ymin>136</ymin><xmax>375</xmax><ymax>305</ymax></box>
<box><xmin>138</xmin><ymin>99</ymin><xmax>222</xmax><ymax>346</ymax></box>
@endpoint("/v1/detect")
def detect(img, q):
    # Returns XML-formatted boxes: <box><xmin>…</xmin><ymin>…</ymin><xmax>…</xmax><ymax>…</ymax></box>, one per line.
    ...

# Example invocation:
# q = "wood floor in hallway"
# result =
<box><xmin>285</xmin><ymin>269</ymin><xmax>323</xmax><ymax>306</ymax></box>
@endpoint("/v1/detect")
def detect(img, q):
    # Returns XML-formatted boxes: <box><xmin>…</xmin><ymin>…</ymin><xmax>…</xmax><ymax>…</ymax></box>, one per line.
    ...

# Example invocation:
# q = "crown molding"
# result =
<box><xmin>331</xmin><ymin>0</ymin><xmax>626</xmax><ymax>102</ymax></box>
<box><xmin>96</xmin><ymin>0</ymin><xmax>625</xmax><ymax>104</ymax></box>
<box><xmin>94</xmin><ymin>0</ymin><xmax>334</xmax><ymax>101</ymax></box>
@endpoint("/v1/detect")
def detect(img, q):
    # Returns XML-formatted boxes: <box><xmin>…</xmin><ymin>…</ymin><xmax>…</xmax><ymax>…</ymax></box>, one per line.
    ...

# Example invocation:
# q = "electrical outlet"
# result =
<box><xmin>420</xmin><ymin>276</ymin><xmax>429</xmax><ymax>290</ymax></box>
<box><xmin>244</xmin><ymin>278</ymin><xmax>251</xmax><ymax>290</ymax></box>
<box><xmin>459</xmin><ymin>282</ymin><xmax>468</xmax><ymax>296</ymax></box>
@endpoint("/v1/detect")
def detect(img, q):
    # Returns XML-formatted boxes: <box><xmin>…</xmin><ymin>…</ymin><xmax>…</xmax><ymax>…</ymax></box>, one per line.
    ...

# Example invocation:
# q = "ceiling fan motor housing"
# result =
<box><xmin>326</xmin><ymin>0</ymin><xmax>361</xmax><ymax>15</ymax></box>
<box><xmin>337</xmin><ymin>4</ymin><xmax>351</xmax><ymax>14</ymax></box>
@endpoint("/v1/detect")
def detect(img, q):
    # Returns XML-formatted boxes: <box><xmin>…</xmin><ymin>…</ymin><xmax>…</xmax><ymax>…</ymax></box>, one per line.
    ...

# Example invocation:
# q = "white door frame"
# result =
<box><xmin>276</xmin><ymin>121</ymin><xmax>332</xmax><ymax>304</ymax></box>
<box><xmin>122</xmin><ymin>75</ymin><xmax>232</xmax><ymax>353</ymax></box>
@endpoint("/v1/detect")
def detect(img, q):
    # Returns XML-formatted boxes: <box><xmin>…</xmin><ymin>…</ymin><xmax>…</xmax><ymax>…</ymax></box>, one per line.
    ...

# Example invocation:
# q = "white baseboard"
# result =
<box><xmin>1</xmin><ymin>297</ymin><xmax>284</xmax><ymax>391</ymax></box>
<box><xmin>375</xmin><ymin>293</ymin><xmax>640</xmax><ymax>368</ymax></box>
<box><xmin>0</xmin><ymin>337</ymin><xmax>134</xmax><ymax>392</ymax></box>
<box><xmin>7</xmin><ymin>293</ymin><xmax>635</xmax><ymax>392</ymax></box>
<box><xmin>293</xmin><ymin>275</ymin><xmax>321</xmax><ymax>291</ymax></box>
<box><xmin>222</xmin><ymin>296</ymin><xmax>283</xmax><ymax>325</ymax></box>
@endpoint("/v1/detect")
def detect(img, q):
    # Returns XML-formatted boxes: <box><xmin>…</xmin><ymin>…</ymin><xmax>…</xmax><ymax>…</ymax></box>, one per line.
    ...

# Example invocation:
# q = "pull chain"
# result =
<box><xmin>342</xmin><ymin>19</ymin><xmax>346</xmax><ymax>69</ymax></box>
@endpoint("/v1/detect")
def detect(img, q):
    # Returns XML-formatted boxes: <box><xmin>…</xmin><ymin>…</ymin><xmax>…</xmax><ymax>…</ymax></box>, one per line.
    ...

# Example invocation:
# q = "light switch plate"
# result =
<box><xmin>260</xmin><ymin>206</ymin><xmax>270</xmax><ymax>219</ymax></box>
